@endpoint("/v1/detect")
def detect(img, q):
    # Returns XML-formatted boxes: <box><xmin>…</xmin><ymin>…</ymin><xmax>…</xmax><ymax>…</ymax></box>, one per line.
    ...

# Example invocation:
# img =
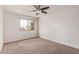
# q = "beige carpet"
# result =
<box><xmin>0</xmin><ymin>38</ymin><xmax>79</xmax><ymax>54</ymax></box>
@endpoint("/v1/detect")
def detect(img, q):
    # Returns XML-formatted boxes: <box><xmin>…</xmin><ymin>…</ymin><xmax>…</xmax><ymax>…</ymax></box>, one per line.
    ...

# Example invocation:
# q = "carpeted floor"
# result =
<box><xmin>0</xmin><ymin>38</ymin><xmax>79</xmax><ymax>54</ymax></box>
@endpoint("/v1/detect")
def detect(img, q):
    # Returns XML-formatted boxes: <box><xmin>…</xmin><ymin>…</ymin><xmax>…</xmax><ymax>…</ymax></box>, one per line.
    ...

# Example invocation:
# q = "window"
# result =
<box><xmin>20</xmin><ymin>18</ymin><xmax>34</xmax><ymax>31</ymax></box>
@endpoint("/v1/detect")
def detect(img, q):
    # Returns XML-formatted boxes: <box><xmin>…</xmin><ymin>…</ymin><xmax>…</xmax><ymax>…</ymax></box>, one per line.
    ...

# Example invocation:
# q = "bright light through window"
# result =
<box><xmin>20</xmin><ymin>18</ymin><xmax>34</xmax><ymax>31</ymax></box>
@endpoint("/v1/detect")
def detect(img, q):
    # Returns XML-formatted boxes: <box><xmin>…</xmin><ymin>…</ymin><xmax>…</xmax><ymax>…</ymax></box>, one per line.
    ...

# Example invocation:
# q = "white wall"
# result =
<box><xmin>3</xmin><ymin>10</ymin><xmax>38</xmax><ymax>43</ymax></box>
<box><xmin>0</xmin><ymin>6</ymin><xmax>3</xmax><ymax>51</ymax></box>
<box><xmin>39</xmin><ymin>6</ymin><xmax>79</xmax><ymax>48</ymax></box>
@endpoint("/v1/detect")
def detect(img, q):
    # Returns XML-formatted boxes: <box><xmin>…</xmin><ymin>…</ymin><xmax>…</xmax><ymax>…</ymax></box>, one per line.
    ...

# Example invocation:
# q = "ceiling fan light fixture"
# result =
<box><xmin>26</xmin><ymin>5</ymin><xmax>50</xmax><ymax>15</ymax></box>
<box><xmin>36</xmin><ymin>10</ymin><xmax>40</xmax><ymax>15</ymax></box>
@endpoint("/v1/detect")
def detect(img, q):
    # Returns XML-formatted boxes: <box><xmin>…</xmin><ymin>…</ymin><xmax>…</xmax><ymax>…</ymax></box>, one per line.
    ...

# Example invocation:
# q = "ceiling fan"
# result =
<box><xmin>28</xmin><ymin>5</ymin><xmax>50</xmax><ymax>15</ymax></box>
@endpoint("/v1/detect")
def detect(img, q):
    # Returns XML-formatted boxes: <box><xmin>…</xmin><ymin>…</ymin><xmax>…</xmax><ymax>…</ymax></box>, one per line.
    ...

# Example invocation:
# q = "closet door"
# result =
<box><xmin>0</xmin><ymin>6</ymin><xmax>3</xmax><ymax>51</ymax></box>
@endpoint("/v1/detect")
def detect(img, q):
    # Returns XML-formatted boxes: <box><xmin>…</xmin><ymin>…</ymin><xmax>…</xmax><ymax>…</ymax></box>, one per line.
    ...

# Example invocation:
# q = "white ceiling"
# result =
<box><xmin>3</xmin><ymin>5</ymin><xmax>71</xmax><ymax>18</ymax></box>
<box><xmin>3</xmin><ymin>5</ymin><xmax>51</xmax><ymax>18</ymax></box>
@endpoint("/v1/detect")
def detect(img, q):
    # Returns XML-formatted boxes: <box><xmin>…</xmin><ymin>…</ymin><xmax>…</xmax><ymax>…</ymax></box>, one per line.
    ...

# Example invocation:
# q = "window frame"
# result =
<box><xmin>19</xmin><ymin>18</ymin><xmax>35</xmax><ymax>31</ymax></box>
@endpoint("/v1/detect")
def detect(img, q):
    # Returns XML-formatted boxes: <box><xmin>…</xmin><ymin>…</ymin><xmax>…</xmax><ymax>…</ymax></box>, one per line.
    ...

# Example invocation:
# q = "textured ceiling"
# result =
<box><xmin>3</xmin><ymin>5</ymin><xmax>50</xmax><ymax>18</ymax></box>
<box><xmin>3</xmin><ymin>5</ymin><xmax>72</xmax><ymax>18</ymax></box>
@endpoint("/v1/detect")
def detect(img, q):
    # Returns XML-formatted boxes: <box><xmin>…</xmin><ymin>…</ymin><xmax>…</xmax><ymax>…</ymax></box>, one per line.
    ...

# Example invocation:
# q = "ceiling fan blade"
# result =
<box><xmin>41</xmin><ymin>7</ymin><xmax>49</xmax><ymax>10</ymax></box>
<box><xmin>38</xmin><ymin>5</ymin><xmax>40</xmax><ymax>9</ymax></box>
<box><xmin>33</xmin><ymin>5</ymin><xmax>38</xmax><ymax>9</ymax></box>
<box><xmin>41</xmin><ymin>11</ymin><xmax>47</xmax><ymax>14</ymax></box>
